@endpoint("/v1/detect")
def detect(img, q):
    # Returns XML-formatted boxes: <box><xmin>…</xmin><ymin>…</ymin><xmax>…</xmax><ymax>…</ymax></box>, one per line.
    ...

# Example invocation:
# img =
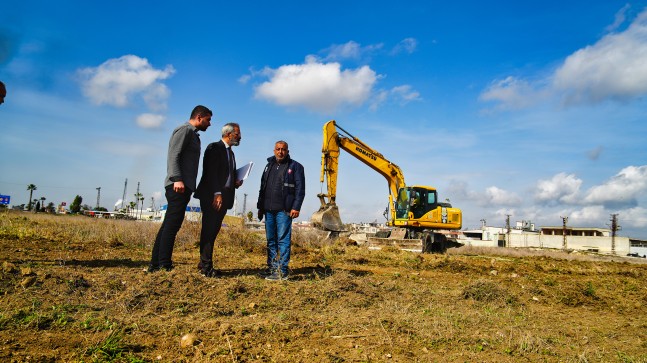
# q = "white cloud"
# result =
<box><xmin>78</xmin><ymin>55</ymin><xmax>175</xmax><ymax>111</ymax></box>
<box><xmin>494</xmin><ymin>208</ymin><xmax>517</xmax><ymax>220</ymax></box>
<box><xmin>446</xmin><ymin>180</ymin><xmax>474</xmax><ymax>200</ymax></box>
<box><xmin>479</xmin><ymin>76</ymin><xmax>544</xmax><ymax>110</ymax></box>
<box><xmin>323</xmin><ymin>41</ymin><xmax>383</xmax><ymax>62</ymax></box>
<box><xmin>370</xmin><ymin>84</ymin><xmax>421</xmax><ymax>110</ymax></box>
<box><xmin>619</xmin><ymin>206</ymin><xmax>647</xmax><ymax>228</ymax></box>
<box><xmin>554</xmin><ymin>9</ymin><xmax>647</xmax><ymax>105</ymax></box>
<box><xmin>483</xmin><ymin>186</ymin><xmax>522</xmax><ymax>206</ymax></box>
<box><xmin>535</xmin><ymin>173</ymin><xmax>582</xmax><ymax>204</ymax></box>
<box><xmin>136</xmin><ymin>113</ymin><xmax>166</xmax><ymax>129</ymax></box>
<box><xmin>447</xmin><ymin>182</ymin><xmax>520</xmax><ymax>207</ymax></box>
<box><xmin>480</xmin><ymin>8</ymin><xmax>647</xmax><ymax>110</ymax></box>
<box><xmin>391</xmin><ymin>38</ymin><xmax>418</xmax><ymax>55</ymax></box>
<box><xmin>391</xmin><ymin>85</ymin><xmax>421</xmax><ymax>103</ymax></box>
<box><xmin>254</xmin><ymin>56</ymin><xmax>378</xmax><ymax>113</ymax></box>
<box><xmin>605</xmin><ymin>4</ymin><xmax>631</xmax><ymax>33</ymax></box>
<box><xmin>569</xmin><ymin>205</ymin><xmax>606</xmax><ymax>225</ymax></box>
<box><xmin>238</xmin><ymin>74</ymin><xmax>252</xmax><ymax>84</ymax></box>
<box><xmin>584</xmin><ymin>165</ymin><xmax>647</xmax><ymax>206</ymax></box>
<box><xmin>370</xmin><ymin>90</ymin><xmax>389</xmax><ymax>111</ymax></box>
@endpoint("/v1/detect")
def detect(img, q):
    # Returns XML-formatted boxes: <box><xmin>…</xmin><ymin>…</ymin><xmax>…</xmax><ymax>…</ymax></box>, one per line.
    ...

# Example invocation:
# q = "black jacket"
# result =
<box><xmin>257</xmin><ymin>155</ymin><xmax>305</xmax><ymax>212</ymax></box>
<box><xmin>194</xmin><ymin>140</ymin><xmax>236</xmax><ymax>209</ymax></box>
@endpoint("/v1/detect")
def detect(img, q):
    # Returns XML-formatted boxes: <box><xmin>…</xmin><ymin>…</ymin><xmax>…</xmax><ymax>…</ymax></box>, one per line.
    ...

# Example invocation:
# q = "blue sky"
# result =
<box><xmin>1</xmin><ymin>1</ymin><xmax>647</xmax><ymax>238</ymax></box>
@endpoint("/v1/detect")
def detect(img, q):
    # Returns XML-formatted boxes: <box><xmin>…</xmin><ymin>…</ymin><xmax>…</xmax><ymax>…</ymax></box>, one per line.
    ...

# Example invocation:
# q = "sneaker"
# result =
<box><xmin>258</xmin><ymin>268</ymin><xmax>273</xmax><ymax>277</ymax></box>
<box><xmin>147</xmin><ymin>264</ymin><xmax>173</xmax><ymax>273</ymax></box>
<box><xmin>265</xmin><ymin>271</ymin><xmax>288</xmax><ymax>281</ymax></box>
<box><xmin>201</xmin><ymin>267</ymin><xmax>221</xmax><ymax>278</ymax></box>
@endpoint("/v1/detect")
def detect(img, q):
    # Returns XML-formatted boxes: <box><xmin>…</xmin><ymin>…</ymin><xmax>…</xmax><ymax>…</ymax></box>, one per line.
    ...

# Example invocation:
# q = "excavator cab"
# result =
<box><xmin>393</xmin><ymin>185</ymin><xmax>461</xmax><ymax>230</ymax></box>
<box><xmin>395</xmin><ymin>186</ymin><xmax>439</xmax><ymax>220</ymax></box>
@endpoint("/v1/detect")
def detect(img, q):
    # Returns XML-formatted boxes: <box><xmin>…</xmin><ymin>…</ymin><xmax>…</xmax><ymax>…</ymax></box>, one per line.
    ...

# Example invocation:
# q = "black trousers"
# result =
<box><xmin>150</xmin><ymin>186</ymin><xmax>192</xmax><ymax>268</ymax></box>
<box><xmin>198</xmin><ymin>197</ymin><xmax>228</xmax><ymax>271</ymax></box>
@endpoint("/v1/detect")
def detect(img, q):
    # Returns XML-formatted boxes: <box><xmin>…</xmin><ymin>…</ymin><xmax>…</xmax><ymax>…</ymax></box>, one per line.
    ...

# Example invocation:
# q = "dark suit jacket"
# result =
<box><xmin>194</xmin><ymin>140</ymin><xmax>236</xmax><ymax>209</ymax></box>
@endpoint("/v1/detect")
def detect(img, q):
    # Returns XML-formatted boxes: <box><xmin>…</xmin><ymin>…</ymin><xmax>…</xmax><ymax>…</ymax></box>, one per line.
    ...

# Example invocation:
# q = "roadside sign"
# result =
<box><xmin>0</xmin><ymin>195</ymin><xmax>10</xmax><ymax>205</ymax></box>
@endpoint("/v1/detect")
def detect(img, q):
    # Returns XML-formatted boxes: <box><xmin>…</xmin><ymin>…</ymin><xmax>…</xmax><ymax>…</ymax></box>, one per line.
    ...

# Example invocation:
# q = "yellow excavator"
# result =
<box><xmin>311</xmin><ymin>120</ymin><xmax>462</xmax><ymax>252</ymax></box>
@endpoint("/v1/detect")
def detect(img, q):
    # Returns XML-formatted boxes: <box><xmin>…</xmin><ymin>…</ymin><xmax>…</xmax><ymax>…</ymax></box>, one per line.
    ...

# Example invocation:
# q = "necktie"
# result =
<box><xmin>228</xmin><ymin>148</ymin><xmax>235</xmax><ymax>187</ymax></box>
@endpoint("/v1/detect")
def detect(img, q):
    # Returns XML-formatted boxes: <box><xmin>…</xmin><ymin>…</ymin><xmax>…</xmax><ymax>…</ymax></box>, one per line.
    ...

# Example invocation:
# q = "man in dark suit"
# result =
<box><xmin>194</xmin><ymin>123</ymin><xmax>242</xmax><ymax>277</ymax></box>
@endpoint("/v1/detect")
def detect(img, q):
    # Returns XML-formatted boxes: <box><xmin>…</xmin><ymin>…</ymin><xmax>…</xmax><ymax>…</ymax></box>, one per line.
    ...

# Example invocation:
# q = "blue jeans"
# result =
<box><xmin>264</xmin><ymin>210</ymin><xmax>292</xmax><ymax>275</ymax></box>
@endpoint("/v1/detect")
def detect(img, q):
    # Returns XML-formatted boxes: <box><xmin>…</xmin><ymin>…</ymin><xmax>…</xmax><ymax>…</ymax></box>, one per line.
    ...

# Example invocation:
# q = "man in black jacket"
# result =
<box><xmin>194</xmin><ymin>123</ymin><xmax>242</xmax><ymax>277</ymax></box>
<box><xmin>257</xmin><ymin>141</ymin><xmax>305</xmax><ymax>280</ymax></box>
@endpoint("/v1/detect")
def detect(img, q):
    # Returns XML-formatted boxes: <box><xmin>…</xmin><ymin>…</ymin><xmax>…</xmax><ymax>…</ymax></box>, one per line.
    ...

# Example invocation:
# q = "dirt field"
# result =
<box><xmin>1</xmin><ymin>211</ymin><xmax>646</xmax><ymax>362</ymax></box>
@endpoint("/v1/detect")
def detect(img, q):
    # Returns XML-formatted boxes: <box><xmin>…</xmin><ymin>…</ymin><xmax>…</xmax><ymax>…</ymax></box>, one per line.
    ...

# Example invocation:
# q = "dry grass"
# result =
<box><xmin>1</xmin><ymin>210</ymin><xmax>646</xmax><ymax>362</ymax></box>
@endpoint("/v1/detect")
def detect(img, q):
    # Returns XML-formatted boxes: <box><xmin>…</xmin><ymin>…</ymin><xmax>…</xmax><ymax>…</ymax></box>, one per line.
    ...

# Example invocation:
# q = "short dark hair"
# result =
<box><xmin>190</xmin><ymin>105</ymin><xmax>212</xmax><ymax>119</ymax></box>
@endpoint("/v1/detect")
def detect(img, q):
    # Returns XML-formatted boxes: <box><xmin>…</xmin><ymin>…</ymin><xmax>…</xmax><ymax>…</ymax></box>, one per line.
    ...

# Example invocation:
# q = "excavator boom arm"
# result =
<box><xmin>312</xmin><ymin>120</ymin><xmax>405</xmax><ymax>231</ymax></box>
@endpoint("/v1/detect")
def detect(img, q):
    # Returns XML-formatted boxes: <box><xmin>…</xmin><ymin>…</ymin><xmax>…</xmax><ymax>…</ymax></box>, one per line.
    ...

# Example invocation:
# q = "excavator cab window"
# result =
<box><xmin>395</xmin><ymin>189</ymin><xmax>410</xmax><ymax>219</ymax></box>
<box><xmin>410</xmin><ymin>189</ymin><xmax>427</xmax><ymax>219</ymax></box>
<box><xmin>409</xmin><ymin>188</ymin><xmax>438</xmax><ymax>219</ymax></box>
<box><xmin>395</xmin><ymin>187</ymin><xmax>439</xmax><ymax>220</ymax></box>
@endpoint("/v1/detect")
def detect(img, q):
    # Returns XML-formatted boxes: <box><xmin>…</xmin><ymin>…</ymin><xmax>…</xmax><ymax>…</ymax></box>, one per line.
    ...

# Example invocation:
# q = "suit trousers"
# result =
<box><xmin>198</xmin><ymin>196</ymin><xmax>229</xmax><ymax>271</ymax></box>
<box><xmin>151</xmin><ymin>186</ymin><xmax>192</xmax><ymax>268</ymax></box>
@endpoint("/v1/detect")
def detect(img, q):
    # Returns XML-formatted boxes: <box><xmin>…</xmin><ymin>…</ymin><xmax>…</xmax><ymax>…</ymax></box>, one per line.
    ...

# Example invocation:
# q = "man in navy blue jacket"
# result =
<box><xmin>257</xmin><ymin>141</ymin><xmax>305</xmax><ymax>280</ymax></box>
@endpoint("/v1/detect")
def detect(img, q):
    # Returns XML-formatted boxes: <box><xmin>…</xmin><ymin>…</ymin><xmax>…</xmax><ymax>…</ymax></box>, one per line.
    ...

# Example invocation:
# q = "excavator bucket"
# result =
<box><xmin>311</xmin><ymin>204</ymin><xmax>345</xmax><ymax>232</ymax></box>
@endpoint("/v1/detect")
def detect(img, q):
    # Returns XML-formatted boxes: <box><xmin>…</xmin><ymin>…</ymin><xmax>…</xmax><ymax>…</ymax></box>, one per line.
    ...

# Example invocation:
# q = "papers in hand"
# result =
<box><xmin>236</xmin><ymin>162</ymin><xmax>254</xmax><ymax>181</ymax></box>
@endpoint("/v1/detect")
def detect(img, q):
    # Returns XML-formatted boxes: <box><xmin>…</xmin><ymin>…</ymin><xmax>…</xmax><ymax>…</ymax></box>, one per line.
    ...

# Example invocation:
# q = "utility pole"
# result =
<box><xmin>609</xmin><ymin>214</ymin><xmax>620</xmax><ymax>254</ymax></box>
<box><xmin>136</xmin><ymin>181</ymin><xmax>140</xmax><ymax>212</ymax></box>
<box><xmin>96</xmin><ymin>187</ymin><xmax>101</xmax><ymax>209</ymax></box>
<box><xmin>121</xmin><ymin>178</ymin><xmax>128</xmax><ymax>210</ymax></box>
<box><xmin>505</xmin><ymin>214</ymin><xmax>511</xmax><ymax>248</ymax></box>
<box><xmin>560</xmin><ymin>216</ymin><xmax>568</xmax><ymax>250</ymax></box>
<box><xmin>242</xmin><ymin>193</ymin><xmax>248</xmax><ymax>216</ymax></box>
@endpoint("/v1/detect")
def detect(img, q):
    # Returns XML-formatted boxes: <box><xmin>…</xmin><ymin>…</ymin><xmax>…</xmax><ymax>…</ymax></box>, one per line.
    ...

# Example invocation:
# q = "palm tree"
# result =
<box><xmin>40</xmin><ymin>197</ymin><xmax>46</xmax><ymax>212</ymax></box>
<box><xmin>134</xmin><ymin>192</ymin><xmax>143</xmax><ymax>219</ymax></box>
<box><xmin>139</xmin><ymin>195</ymin><xmax>145</xmax><ymax>219</ymax></box>
<box><xmin>26</xmin><ymin>184</ymin><xmax>37</xmax><ymax>211</ymax></box>
<box><xmin>129</xmin><ymin>201</ymin><xmax>137</xmax><ymax>218</ymax></box>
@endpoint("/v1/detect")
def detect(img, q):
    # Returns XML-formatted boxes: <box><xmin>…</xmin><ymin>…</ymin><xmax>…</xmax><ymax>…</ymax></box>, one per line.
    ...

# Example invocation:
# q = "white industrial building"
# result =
<box><xmin>458</xmin><ymin>221</ymin><xmax>630</xmax><ymax>256</ymax></box>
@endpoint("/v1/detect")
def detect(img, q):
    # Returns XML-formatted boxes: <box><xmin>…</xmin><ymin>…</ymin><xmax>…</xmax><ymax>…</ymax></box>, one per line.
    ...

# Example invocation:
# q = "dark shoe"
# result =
<box><xmin>160</xmin><ymin>265</ymin><xmax>174</xmax><ymax>272</ymax></box>
<box><xmin>146</xmin><ymin>264</ymin><xmax>160</xmax><ymax>273</ymax></box>
<box><xmin>265</xmin><ymin>271</ymin><xmax>288</xmax><ymax>281</ymax></box>
<box><xmin>201</xmin><ymin>268</ymin><xmax>221</xmax><ymax>278</ymax></box>
<box><xmin>258</xmin><ymin>268</ymin><xmax>273</xmax><ymax>277</ymax></box>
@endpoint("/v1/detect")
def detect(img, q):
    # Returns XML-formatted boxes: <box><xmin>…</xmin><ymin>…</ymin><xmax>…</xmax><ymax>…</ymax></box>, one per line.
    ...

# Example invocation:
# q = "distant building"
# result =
<box><xmin>500</xmin><ymin>225</ymin><xmax>628</xmax><ymax>255</ymax></box>
<box><xmin>159</xmin><ymin>204</ymin><xmax>202</xmax><ymax>222</ymax></box>
<box><xmin>456</xmin><ymin>219</ymin><xmax>630</xmax><ymax>256</ymax></box>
